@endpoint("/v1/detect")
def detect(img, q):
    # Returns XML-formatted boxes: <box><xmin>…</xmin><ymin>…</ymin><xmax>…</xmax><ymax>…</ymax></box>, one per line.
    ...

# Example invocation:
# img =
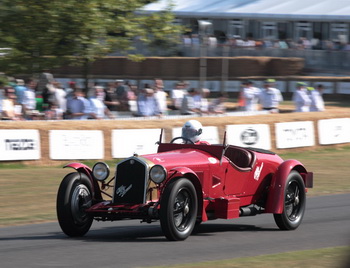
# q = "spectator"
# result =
<box><xmin>125</xmin><ymin>81</ymin><xmax>136</xmax><ymax>101</ymax></box>
<box><xmin>115</xmin><ymin>80</ymin><xmax>130</xmax><ymax>111</ymax></box>
<box><xmin>53</xmin><ymin>81</ymin><xmax>67</xmax><ymax>114</ymax></box>
<box><xmin>14</xmin><ymin>79</ymin><xmax>26</xmax><ymax>105</ymax></box>
<box><xmin>37</xmin><ymin>69</ymin><xmax>55</xmax><ymax>106</ymax></box>
<box><xmin>208</xmin><ymin>92</ymin><xmax>227</xmax><ymax>114</ymax></box>
<box><xmin>242</xmin><ymin>80</ymin><xmax>260</xmax><ymax>112</ymax></box>
<box><xmin>22</xmin><ymin>79</ymin><xmax>37</xmax><ymax>119</ymax></box>
<box><xmin>66</xmin><ymin>88</ymin><xmax>92</xmax><ymax>120</ymax></box>
<box><xmin>308</xmin><ymin>85</ymin><xmax>325</xmax><ymax>112</ymax></box>
<box><xmin>200</xmin><ymin>88</ymin><xmax>210</xmax><ymax>113</ymax></box>
<box><xmin>237</xmin><ymin>82</ymin><xmax>246</xmax><ymax>111</ymax></box>
<box><xmin>136</xmin><ymin>88</ymin><xmax>161</xmax><ymax>117</ymax></box>
<box><xmin>293</xmin><ymin>82</ymin><xmax>311</xmax><ymax>112</ymax></box>
<box><xmin>259</xmin><ymin>79</ymin><xmax>283</xmax><ymax>113</ymax></box>
<box><xmin>1</xmin><ymin>86</ymin><xmax>23</xmax><ymax>120</ymax></box>
<box><xmin>170</xmin><ymin>82</ymin><xmax>186</xmax><ymax>110</ymax></box>
<box><xmin>0</xmin><ymin>80</ymin><xmax>4</xmax><ymax>114</ymax></box>
<box><xmin>43</xmin><ymin>81</ymin><xmax>57</xmax><ymax>107</ymax></box>
<box><xmin>89</xmin><ymin>86</ymin><xmax>114</xmax><ymax>119</ymax></box>
<box><xmin>153</xmin><ymin>82</ymin><xmax>168</xmax><ymax>115</ymax></box>
<box><xmin>180</xmin><ymin>88</ymin><xmax>201</xmax><ymax>115</ymax></box>
<box><xmin>65</xmin><ymin>81</ymin><xmax>77</xmax><ymax>100</ymax></box>
<box><xmin>103</xmin><ymin>81</ymin><xmax>119</xmax><ymax>115</ymax></box>
<box><xmin>45</xmin><ymin>101</ymin><xmax>64</xmax><ymax>120</ymax></box>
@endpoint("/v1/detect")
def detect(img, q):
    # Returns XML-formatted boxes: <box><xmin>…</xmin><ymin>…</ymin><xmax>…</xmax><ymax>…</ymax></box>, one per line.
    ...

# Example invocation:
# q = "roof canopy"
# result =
<box><xmin>142</xmin><ymin>0</ymin><xmax>350</xmax><ymax>21</ymax></box>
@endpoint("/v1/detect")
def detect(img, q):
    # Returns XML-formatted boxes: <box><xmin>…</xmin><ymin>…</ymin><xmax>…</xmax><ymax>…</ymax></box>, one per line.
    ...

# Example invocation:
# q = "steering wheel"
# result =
<box><xmin>170</xmin><ymin>137</ymin><xmax>194</xmax><ymax>144</ymax></box>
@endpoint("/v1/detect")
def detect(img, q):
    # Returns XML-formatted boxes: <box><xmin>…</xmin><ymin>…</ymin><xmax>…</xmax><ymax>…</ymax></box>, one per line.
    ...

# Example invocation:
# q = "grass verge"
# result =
<box><xmin>149</xmin><ymin>246</ymin><xmax>350</xmax><ymax>268</ymax></box>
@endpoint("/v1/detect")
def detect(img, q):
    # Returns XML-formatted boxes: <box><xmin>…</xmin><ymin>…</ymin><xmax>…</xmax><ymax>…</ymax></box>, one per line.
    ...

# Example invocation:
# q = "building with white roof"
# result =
<box><xmin>142</xmin><ymin>0</ymin><xmax>350</xmax><ymax>42</ymax></box>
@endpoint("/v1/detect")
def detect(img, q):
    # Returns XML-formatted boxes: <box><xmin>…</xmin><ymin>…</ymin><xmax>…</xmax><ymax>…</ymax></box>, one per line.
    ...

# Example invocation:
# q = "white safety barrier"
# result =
<box><xmin>275</xmin><ymin>121</ymin><xmax>315</xmax><ymax>149</ymax></box>
<box><xmin>49</xmin><ymin>130</ymin><xmax>104</xmax><ymax>160</ymax></box>
<box><xmin>226</xmin><ymin>124</ymin><xmax>271</xmax><ymax>150</ymax></box>
<box><xmin>0</xmin><ymin>129</ymin><xmax>41</xmax><ymax>160</ymax></box>
<box><xmin>1</xmin><ymin>117</ymin><xmax>349</xmax><ymax>161</ymax></box>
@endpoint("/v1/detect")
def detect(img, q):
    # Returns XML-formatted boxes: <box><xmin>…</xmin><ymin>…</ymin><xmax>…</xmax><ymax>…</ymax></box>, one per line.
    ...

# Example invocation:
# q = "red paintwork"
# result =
<box><xmin>64</xmin><ymin>162</ymin><xmax>102</xmax><ymax>201</ymax></box>
<box><xmin>65</xmin><ymin>142</ymin><xmax>313</xmax><ymax>222</ymax></box>
<box><xmin>265</xmin><ymin>159</ymin><xmax>307</xmax><ymax>214</ymax></box>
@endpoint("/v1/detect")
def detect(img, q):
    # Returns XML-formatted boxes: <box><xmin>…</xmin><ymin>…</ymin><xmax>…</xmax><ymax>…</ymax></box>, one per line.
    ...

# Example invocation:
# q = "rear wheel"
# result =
<box><xmin>274</xmin><ymin>171</ymin><xmax>306</xmax><ymax>230</ymax></box>
<box><xmin>57</xmin><ymin>172</ymin><xmax>93</xmax><ymax>237</ymax></box>
<box><xmin>160</xmin><ymin>178</ymin><xmax>198</xmax><ymax>241</ymax></box>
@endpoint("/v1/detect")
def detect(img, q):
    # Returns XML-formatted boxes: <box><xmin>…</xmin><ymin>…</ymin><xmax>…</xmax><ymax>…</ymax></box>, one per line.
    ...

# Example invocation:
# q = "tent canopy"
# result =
<box><xmin>142</xmin><ymin>0</ymin><xmax>350</xmax><ymax>21</ymax></box>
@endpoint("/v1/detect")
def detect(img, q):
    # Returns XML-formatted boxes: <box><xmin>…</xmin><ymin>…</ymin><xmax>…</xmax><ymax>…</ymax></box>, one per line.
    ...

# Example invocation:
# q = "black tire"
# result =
<box><xmin>274</xmin><ymin>171</ymin><xmax>306</xmax><ymax>230</ymax></box>
<box><xmin>160</xmin><ymin>178</ymin><xmax>198</xmax><ymax>241</ymax></box>
<box><xmin>57</xmin><ymin>172</ymin><xmax>93</xmax><ymax>237</ymax></box>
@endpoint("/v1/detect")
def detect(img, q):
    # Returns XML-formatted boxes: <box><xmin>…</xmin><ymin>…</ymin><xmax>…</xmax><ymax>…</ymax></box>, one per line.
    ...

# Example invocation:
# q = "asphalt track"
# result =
<box><xmin>1</xmin><ymin>194</ymin><xmax>349</xmax><ymax>268</ymax></box>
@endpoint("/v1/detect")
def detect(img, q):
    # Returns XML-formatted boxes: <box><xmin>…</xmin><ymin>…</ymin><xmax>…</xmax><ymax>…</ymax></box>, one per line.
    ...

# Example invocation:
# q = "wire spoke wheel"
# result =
<box><xmin>57</xmin><ymin>173</ymin><xmax>93</xmax><ymax>237</ymax></box>
<box><xmin>160</xmin><ymin>178</ymin><xmax>198</xmax><ymax>241</ymax></box>
<box><xmin>285</xmin><ymin>181</ymin><xmax>301</xmax><ymax>221</ymax></box>
<box><xmin>274</xmin><ymin>171</ymin><xmax>306</xmax><ymax>230</ymax></box>
<box><xmin>71</xmin><ymin>184</ymin><xmax>92</xmax><ymax>225</ymax></box>
<box><xmin>173</xmin><ymin>192</ymin><xmax>191</xmax><ymax>231</ymax></box>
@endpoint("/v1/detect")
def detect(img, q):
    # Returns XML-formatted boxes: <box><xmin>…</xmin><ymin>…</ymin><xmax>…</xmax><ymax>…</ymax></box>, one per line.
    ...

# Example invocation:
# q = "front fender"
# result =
<box><xmin>265</xmin><ymin>159</ymin><xmax>307</xmax><ymax>214</ymax></box>
<box><xmin>64</xmin><ymin>162</ymin><xmax>102</xmax><ymax>200</ymax></box>
<box><xmin>163</xmin><ymin>167</ymin><xmax>205</xmax><ymax>221</ymax></box>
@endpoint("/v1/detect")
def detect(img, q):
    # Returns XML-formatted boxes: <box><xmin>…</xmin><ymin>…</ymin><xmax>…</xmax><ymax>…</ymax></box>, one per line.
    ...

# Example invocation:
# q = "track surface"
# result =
<box><xmin>1</xmin><ymin>194</ymin><xmax>349</xmax><ymax>268</ymax></box>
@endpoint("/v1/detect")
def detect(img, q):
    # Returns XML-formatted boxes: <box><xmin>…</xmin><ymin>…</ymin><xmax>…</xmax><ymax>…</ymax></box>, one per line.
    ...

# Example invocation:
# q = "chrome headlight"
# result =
<box><xmin>92</xmin><ymin>162</ymin><xmax>110</xmax><ymax>181</ymax></box>
<box><xmin>149</xmin><ymin>165</ymin><xmax>167</xmax><ymax>184</ymax></box>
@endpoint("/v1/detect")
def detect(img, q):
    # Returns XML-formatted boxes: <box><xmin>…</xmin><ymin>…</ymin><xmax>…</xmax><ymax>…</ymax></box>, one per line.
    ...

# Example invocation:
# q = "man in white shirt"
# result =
<box><xmin>259</xmin><ymin>79</ymin><xmax>283</xmax><ymax>113</ymax></box>
<box><xmin>22</xmin><ymin>79</ymin><xmax>37</xmax><ymax>119</ymax></box>
<box><xmin>89</xmin><ymin>86</ymin><xmax>114</xmax><ymax>119</ymax></box>
<box><xmin>293</xmin><ymin>82</ymin><xmax>311</xmax><ymax>112</ymax></box>
<box><xmin>180</xmin><ymin>88</ymin><xmax>201</xmax><ymax>115</ymax></box>
<box><xmin>308</xmin><ymin>85</ymin><xmax>325</xmax><ymax>112</ymax></box>
<box><xmin>242</xmin><ymin>80</ymin><xmax>260</xmax><ymax>112</ymax></box>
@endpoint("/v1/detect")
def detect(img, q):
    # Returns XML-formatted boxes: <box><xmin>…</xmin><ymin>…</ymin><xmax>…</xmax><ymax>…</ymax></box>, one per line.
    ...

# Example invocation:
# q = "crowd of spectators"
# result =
<box><xmin>0</xmin><ymin>71</ymin><xmax>326</xmax><ymax>121</ymax></box>
<box><xmin>238</xmin><ymin>79</ymin><xmax>325</xmax><ymax>113</ymax></box>
<box><xmin>182</xmin><ymin>34</ymin><xmax>350</xmax><ymax>51</ymax></box>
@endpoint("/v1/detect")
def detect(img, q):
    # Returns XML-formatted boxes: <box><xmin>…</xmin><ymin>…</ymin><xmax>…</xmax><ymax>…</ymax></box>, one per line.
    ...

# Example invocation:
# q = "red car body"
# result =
<box><xmin>57</xmin><ymin>134</ymin><xmax>313</xmax><ymax>241</ymax></box>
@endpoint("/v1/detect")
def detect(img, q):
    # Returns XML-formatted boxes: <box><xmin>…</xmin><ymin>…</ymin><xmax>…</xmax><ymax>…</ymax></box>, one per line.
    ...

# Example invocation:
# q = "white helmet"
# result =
<box><xmin>182</xmin><ymin>120</ymin><xmax>203</xmax><ymax>143</ymax></box>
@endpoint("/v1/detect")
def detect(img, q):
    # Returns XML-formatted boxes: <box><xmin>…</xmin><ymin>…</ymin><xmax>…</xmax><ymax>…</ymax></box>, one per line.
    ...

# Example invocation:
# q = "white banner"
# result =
<box><xmin>172</xmin><ymin>126</ymin><xmax>219</xmax><ymax>144</ymax></box>
<box><xmin>318</xmin><ymin>118</ymin><xmax>350</xmax><ymax>145</ymax></box>
<box><xmin>112</xmin><ymin>129</ymin><xmax>162</xmax><ymax>158</ymax></box>
<box><xmin>49</xmin><ymin>130</ymin><xmax>104</xmax><ymax>160</ymax></box>
<box><xmin>225</xmin><ymin>124</ymin><xmax>271</xmax><ymax>150</ymax></box>
<box><xmin>0</xmin><ymin>129</ymin><xmax>41</xmax><ymax>160</ymax></box>
<box><xmin>275</xmin><ymin>121</ymin><xmax>315</xmax><ymax>149</ymax></box>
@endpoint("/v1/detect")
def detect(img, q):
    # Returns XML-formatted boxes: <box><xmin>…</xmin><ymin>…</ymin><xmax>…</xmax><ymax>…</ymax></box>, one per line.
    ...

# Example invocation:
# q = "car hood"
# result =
<box><xmin>141</xmin><ymin>148</ymin><xmax>219</xmax><ymax>169</ymax></box>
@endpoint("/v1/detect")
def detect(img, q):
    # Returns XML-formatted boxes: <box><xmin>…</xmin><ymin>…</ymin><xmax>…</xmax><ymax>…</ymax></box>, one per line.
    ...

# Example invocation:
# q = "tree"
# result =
<box><xmin>0</xmin><ymin>0</ymin><xmax>183</xmax><ymax>85</ymax></box>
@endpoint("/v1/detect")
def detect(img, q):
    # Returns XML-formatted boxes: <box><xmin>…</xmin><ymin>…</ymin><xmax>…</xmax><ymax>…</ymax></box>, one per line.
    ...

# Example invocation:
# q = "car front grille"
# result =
<box><xmin>113</xmin><ymin>157</ymin><xmax>149</xmax><ymax>204</ymax></box>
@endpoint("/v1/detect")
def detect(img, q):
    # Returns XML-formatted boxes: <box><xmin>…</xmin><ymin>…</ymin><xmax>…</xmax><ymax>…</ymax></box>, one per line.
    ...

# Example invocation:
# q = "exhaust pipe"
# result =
<box><xmin>239</xmin><ymin>207</ymin><xmax>263</xmax><ymax>216</ymax></box>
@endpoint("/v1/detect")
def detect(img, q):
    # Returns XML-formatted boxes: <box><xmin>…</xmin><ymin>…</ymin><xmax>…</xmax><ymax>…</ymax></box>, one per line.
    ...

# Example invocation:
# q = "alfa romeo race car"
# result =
<box><xmin>56</xmin><ymin>131</ymin><xmax>313</xmax><ymax>241</ymax></box>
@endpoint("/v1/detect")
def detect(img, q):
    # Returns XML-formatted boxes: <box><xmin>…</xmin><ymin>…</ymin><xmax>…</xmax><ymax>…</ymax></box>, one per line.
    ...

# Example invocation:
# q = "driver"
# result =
<box><xmin>181</xmin><ymin>120</ymin><xmax>210</xmax><ymax>145</ymax></box>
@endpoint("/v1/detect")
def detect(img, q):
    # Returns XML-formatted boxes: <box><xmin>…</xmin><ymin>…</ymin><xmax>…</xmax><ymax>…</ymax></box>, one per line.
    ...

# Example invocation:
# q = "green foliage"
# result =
<box><xmin>0</xmin><ymin>0</ymin><xmax>183</xmax><ymax>75</ymax></box>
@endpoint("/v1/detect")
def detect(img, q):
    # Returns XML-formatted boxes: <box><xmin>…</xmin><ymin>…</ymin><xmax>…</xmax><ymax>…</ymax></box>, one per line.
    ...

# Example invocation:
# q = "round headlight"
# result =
<box><xmin>92</xmin><ymin>162</ymin><xmax>110</xmax><ymax>181</ymax></box>
<box><xmin>149</xmin><ymin>165</ymin><xmax>167</xmax><ymax>184</ymax></box>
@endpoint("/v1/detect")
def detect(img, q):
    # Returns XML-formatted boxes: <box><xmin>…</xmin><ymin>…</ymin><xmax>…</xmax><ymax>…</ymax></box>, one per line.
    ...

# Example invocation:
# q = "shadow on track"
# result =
<box><xmin>64</xmin><ymin>222</ymin><xmax>278</xmax><ymax>242</ymax></box>
<box><xmin>0</xmin><ymin>221</ymin><xmax>279</xmax><ymax>243</ymax></box>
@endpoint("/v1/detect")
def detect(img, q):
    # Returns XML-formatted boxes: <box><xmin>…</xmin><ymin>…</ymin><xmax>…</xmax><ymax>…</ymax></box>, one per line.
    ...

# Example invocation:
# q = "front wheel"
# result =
<box><xmin>160</xmin><ymin>178</ymin><xmax>198</xmax><ymax>241</ymax></box>
<box><xmin>274</xmin><ymin>171</ymin><xmax>306</xmax><ymax>230</ymax></box>
<box><xmin>57</xmin><ymin>172</ymin><xmax>93</xmax><ymax>237</ymax></box>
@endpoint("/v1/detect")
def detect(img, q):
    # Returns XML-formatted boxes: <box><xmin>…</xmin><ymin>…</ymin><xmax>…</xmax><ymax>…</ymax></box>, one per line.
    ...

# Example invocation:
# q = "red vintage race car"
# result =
<box><xmin>56</xmin><ymin>132</ymin><xmax>313</xmax><ymax>241</ymax></box>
